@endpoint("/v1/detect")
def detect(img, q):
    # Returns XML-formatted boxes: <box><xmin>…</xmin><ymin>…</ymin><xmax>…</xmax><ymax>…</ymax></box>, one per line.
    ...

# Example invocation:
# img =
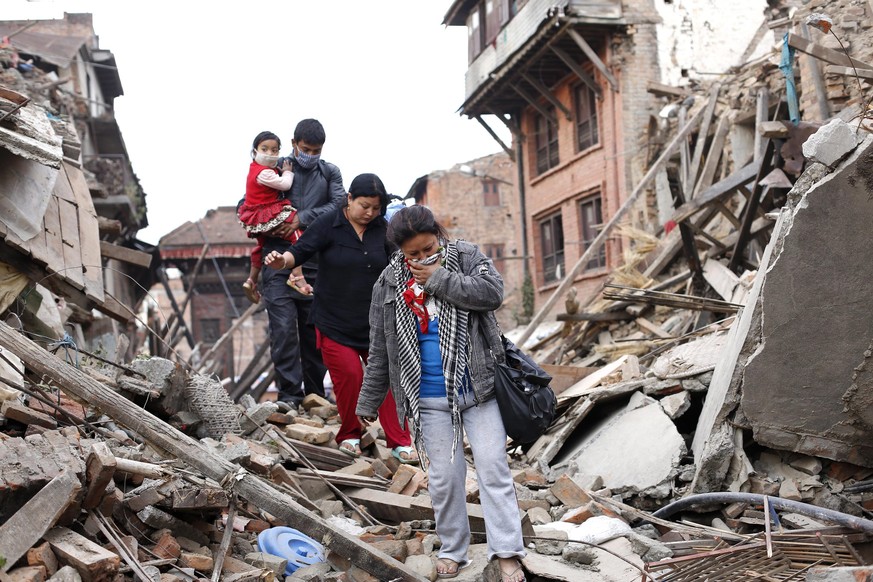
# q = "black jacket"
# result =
<box><xmin>262</xmin><ymin>159</ymin><xmax>346</xmax><ymax>275</ymax></box>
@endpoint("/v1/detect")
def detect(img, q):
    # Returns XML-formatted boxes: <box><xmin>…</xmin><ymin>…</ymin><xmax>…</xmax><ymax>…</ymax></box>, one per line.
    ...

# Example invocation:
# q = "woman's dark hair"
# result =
<box><xmin>387</xmin><ymin>205</ymin><xmax>449</xmax><ymax>247</ymax></box>
<box><xmin>348</xmin><ymin>173</ymin><xmax>390</xmax><ymax>217</ymax></box>
<box><xmin>252</xmin><ymin>131</ymin><xmax>280</xmax><ymax>150</ymax></box>
<box><xmin>293</xmin><ymin>118</ymin><xmax>326</xmax><ymax>145</ymax></box>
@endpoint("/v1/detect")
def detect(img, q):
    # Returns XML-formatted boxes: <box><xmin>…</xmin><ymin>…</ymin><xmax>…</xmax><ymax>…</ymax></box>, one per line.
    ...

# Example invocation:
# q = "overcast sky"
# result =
<box><xmin>4</xmin><ymin>1</ymin><xmax>510</xmax><ymax>245</ymax></box>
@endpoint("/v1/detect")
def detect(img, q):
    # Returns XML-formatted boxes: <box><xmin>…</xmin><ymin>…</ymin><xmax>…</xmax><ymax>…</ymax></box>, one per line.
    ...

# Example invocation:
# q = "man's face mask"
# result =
<box><xmin>295</xmin><ymin>148</ymin><xmax>320</xmax><ymax>170</ymax></box>
<box><xmin>254</xmin><ymin>151</ymin><xmax>280</xmax><ymax>167</ymax></box>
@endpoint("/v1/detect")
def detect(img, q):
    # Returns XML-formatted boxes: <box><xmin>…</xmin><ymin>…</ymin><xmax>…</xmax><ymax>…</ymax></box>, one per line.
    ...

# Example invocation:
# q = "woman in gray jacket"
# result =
<box><xmin>356</xmin><ymin>206</ymin><xmax>526</xmax><ymax>582</ymax></box>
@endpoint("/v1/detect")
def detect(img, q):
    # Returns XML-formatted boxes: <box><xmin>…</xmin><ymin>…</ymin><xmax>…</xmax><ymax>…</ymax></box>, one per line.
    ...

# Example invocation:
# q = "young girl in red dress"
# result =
<box><xmin>238</xmin><ymin>131</ymin><xmax>311</xmax><ymax>303</ymax></box>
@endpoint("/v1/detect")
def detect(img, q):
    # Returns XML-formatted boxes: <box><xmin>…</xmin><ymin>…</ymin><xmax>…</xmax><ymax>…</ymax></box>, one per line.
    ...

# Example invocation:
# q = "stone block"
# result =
<box><xmin>151</xmin><ymin>531</ymin><xmax>181</xmax><ymax>560</ymax></box>
<box><xmin>526</xmin><ymin>506</ymin><xmax>553</xmax><ymax>525</ymax></box>
<box><xmin>178</xmin><ymin>552</ymin><xmax>213</xmax><ymax>573</ymax></box>
<box><xmin>292</xmin><ymin>416</ymin><xmax>325</xmax><ymax>428</ymax></box>
<box><xmin>550</xmin><ymin>475</ymin><xmax>593</xmax><ymax>508</ymax></box>
<box><xmin>301</xmin><ymin>394</ymin><xmax>332</xmax><ymax>410</ymax></box>
<box><xmin>243</xmin><ymin>553</ymin><xmax>287</xmax><ymax>577</ymax></box>
<box><xmin>780</xmin><ymin>479</ymin><xmax>803</xmax><ymax>501</ymax></box>
<box><xmin>403</xmin><ymin>555</ymin><xmax>436</xmax><ymax>580</ymax></box>
<box><xmin>28</xmin><ymin>542</ymin><xmax>59</xmax><ymax>576</ymax></box>
<box><xmin>368</xmin><ymin>540</ymin><xmax>407</xmax><ymax>562</ymax></box>
<box><xmin>43</xmin><ymin>527</ymin><xmax>120</xmax><ymax>582</ymax></box>
<box><xmin>336</xmin><ymin>459</ymin><xmax>375</xmax><ymax>477</ymax></box>
<box><xmin>404</xmin><ymin>538</ymin><xmax>424</xmax><ymax>556</ymax></box>
<box><xmin>790</xmin><ymin>456</ymin><xmax>823</xmax><ymax>476</ymax></box>
<box><xmin>284</xmin><ymin>424</ymin><xmax>332</xmax><ymax>444</ymax></box>
<box><xmin>387</xmin><ymin>464</ymin><xmax>417</xmax><ymax>494</ymax></box>
<box><xmin>533</xmin><ymin>529</ymin><xmax>567</xmax><ymax>555</ymax></box>
<box><xmin>2</xmin><ymin>400</ymin><xmax>57</xmax><ymax>429</ymax></box>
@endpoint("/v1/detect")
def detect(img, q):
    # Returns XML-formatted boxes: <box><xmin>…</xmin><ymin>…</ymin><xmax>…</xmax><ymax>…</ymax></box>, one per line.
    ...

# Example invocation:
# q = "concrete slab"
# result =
<box><xmin>741</xmin><ymin>135</ymin><xmax>873</xmax><ymax>465</ymax></box>
<box><xmin>558</xmin><ymin>394</ymin><xmax>685</xmax><ymax>494</ymax></box>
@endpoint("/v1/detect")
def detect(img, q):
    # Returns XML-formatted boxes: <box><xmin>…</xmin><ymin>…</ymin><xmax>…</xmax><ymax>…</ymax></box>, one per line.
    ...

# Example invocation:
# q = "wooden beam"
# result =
<box><xmin>757</xmin><ymin>120</ymin><xmax>790</xmax><ymax>138</ymax></box>
<box><xmin>691</xmin><ymin>113</ymin><xmax>731</xmax><ymax>198</ymax></box>
<box><xmin>509</xmin><ymin>82</ymin><xmax>557</xmax><ymax>124</ymax></box>
<box><xmin>754</xmin><ymin>88</ymin><xmax>769</xmax><ymax>164</ymax></box>
<box><xmin>687</xmin><ymin>82</ymin><xmax>721</xmax><ymax>192</ymax></box>
<box><xmin>800</xmin><ymin>24</ymin><xmax>832</xmax><ymax>121</ymax></box>
<box><xmin>0</xmin><ymin>322</ymin><xmax>426</xmax><ymax>582</ymax></box>
<box><xmin>825</xmin><ymin>64</ymin><xmax>873</xmax><ymax>80</ymax></box>
<box><xmin>787</xmin><ymin>32</ymin><xmax>873</xmax><ymax>70</ymax></box>
<box><xmin>566</xmin><ymin>28</ymin><xmax>618</xmax><ymax>90</ymax></box>
<box><xmin>100</xmin><ymin>241</ymin><xmax>153</xmax><ymax>269</ymax></box>
<box><xmin>729</xmin><ymin>137</ymin><xmax>776</xmax><ymax>271</ymax></box>
<box><xmin>551</xmin><ymin>45</ymin><xmax>602</xmax><ymax>99</ymax></box>
<box><xmin>158</xmin><ymin>267</ymin><xmax>195</xmax><ymax>349</ymax></box>
<box><xmin>556</xmin><ymin>311</ymin><xmax>633</xmax><ymax>322</ymax></box>
<box><xmin>0</xmin><ymin>470</ymin><xmax>81</xmax><ymax>572</ymax></box>
<box><xmin>515</xmin><ymin>103</ymin><xmax>708</xmax><ymax>346</ymax></box>
<box><xmin>647</xmin><ymin>81</ymin><xmax>688</xmax><ymax>98</ymax></box>
<box><xmin>474</xmin><ymin>115</ymin><xmax>515</xmax><ymax>161</ymax></box>
<box><xmin>672</xmin><ymin>162</ymin><xmax>759</xmax><ymax>224</ymax></box>
<box><xmin>521</xmin><ymin>73</ymin><xmax>572</xmax><ymax>120</ymax></box>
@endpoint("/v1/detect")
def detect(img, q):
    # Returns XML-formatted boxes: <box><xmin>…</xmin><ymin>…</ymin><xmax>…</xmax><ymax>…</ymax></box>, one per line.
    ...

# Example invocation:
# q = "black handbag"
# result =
<box><xmin>493</xmin><ymin>334</ymin><xmax>557</xmax><ymax>443</ymax></box>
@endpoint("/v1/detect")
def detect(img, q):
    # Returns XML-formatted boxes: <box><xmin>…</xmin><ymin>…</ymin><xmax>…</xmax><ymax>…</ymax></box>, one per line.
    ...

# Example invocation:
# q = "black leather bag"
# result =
<box><xmin>493</xmin><ymin>335</ymin><xmax>557</xmax><ymax>443</ymax></box>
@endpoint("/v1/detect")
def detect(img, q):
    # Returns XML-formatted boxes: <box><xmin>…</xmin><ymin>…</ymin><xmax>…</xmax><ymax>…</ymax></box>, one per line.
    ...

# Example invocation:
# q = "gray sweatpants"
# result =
<box><xmin>420</xmin><ymin>395</ymin><xmax>526</xmax><ymax>564</ymax></box>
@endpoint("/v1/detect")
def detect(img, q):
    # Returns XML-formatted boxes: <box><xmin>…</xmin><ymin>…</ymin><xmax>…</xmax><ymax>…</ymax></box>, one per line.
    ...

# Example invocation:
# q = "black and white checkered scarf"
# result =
<box><xmin>391</xmin><ymin>240</ymin><xmax>469</xmax><ymax>468</ymax></box>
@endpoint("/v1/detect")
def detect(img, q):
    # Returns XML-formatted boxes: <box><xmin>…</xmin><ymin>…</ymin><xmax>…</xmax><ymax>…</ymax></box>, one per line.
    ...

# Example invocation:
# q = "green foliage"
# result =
<box><xmin>522</xmin><ymin>273</ymin><xmax>534</xmax><ymax>318</ymax></box>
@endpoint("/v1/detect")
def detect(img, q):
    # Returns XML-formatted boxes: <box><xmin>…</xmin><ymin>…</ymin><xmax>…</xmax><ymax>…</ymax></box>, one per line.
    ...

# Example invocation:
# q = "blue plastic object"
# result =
<box><xmin>257</xmin><ymin>527</ymin><xmax>325</xmax><ymax>575</ymax></box>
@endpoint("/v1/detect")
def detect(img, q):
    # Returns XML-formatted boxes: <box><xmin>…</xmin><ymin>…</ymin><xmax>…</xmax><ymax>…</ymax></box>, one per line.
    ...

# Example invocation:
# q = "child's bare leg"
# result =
<box><xmin>243</xmin><ymin>266</ymin><xmax>261</xmax><ymax>303</ymax></box>
<box><xmin>287</xmin><ymin>267</ymin><xmax>313</xmax><ymax>296</ymax></box>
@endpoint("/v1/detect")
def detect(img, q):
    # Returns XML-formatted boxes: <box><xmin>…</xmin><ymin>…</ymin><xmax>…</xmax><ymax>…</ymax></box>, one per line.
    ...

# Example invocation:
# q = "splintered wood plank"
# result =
<box><xmin>65</xmin><ymin>164</ymin><xmax>104</xmax><ymax>302</ymax></box>
<box><xmin>0</xmin><ymin>471</ymin><xmax>81</xmax><ymax>573</ymax></box>
<box><xmin>41</xmin><ymin>196</ymin><xmax>65</xmax><ymax>275</ymax></box>
<box><xmin>57</xmin><ymin>198</ymin><xmax>84</xmax><ymax>290</ymax></box>
<box><xmin>99</xmin><ymin>241</ymin><xmax>152</xmax><ymax>268</ymax></box>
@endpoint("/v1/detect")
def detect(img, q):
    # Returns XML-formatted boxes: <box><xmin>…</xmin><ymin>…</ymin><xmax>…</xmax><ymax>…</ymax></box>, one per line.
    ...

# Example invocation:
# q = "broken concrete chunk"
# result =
<box><xmin>801</xmin><ymin>118</ymin><xmax>859</xmax><ymax>167</ymax></box>
<box><xmin>238</xmin><ymin>402</ymin><xmax>279</xmax><ymax>435</ymax></box>
<box><xmin>789</xmin><ymin>455</ymin><xmax>823</xmax><ymax>476</ymax></box>
<box><xmin>533</xmin><ymin>528</ymin><xmax>568</xmax><ymax>555</ymax></box>
<box><xmin>659</xmin><ymin>391</ymin><xmax>691</xmax><ymax>419</ymax></box>
<box><xmin>561</xmin><ymin>396</ymin><xmax>686</xmax><ymax>494</ymax></box>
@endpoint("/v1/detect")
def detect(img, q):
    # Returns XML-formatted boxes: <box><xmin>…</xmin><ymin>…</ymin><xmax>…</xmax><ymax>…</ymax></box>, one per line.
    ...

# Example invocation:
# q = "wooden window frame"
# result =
<box><xmin>579</xmin><ymin>194</ymin><xmax>606</xmax><ymax>270</ymax></box>
<box><xmin>482</xmin><ymin>178</ymin><xmax>500</xmax><ymax>206</ymax></box>
<box><xmin>534</xmin><ymin>107</ymin><xmax>559</xmax><ymax>176</ymax></box>
<box><xmin>575</xmin><ymin>82</ymin><xmax>599</xmax><ymax>152</ymax></box>
<box><xmin>539</xmin><ymin>211</ymin><xmax>565</xmax><ymax>284</ymax></box>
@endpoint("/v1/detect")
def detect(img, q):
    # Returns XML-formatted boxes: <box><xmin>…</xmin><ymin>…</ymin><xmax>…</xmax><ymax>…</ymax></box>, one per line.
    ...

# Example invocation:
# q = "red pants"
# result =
<box><xmin>316</xmin><ymin>330</ymin><xmax>411</xmax><ymax>449</ymax></box>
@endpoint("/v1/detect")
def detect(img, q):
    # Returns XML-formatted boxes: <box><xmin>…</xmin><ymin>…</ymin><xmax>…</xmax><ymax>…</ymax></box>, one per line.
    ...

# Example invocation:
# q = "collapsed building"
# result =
<box><xmin>3</xmin><ymin>2</ymin><xmax>873</xmax><ymax>582</ymax></box>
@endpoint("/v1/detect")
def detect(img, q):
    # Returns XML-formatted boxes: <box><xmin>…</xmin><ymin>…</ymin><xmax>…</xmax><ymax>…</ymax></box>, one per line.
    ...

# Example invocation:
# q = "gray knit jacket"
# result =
<box><xmin>355</xmin><ymin>240</ymin><xmax>505</xmax><ymax>424</ymax></box>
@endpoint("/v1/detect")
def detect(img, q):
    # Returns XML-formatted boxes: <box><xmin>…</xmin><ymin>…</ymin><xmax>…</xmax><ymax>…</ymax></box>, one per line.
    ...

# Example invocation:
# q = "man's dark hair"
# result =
<box><xmin>293</xmin><ymin>119</ymin><xmax>326</xmax><ymax>145</ymax></box>
<box><xmin>252</xmin><ymin>130</ymin><xmax>280</xmax><ymax>150</ymax></box>
<box><xmin>387</xmin><ymin>205</ymin><xmax>449</xmax><ymax>246</ymax></box>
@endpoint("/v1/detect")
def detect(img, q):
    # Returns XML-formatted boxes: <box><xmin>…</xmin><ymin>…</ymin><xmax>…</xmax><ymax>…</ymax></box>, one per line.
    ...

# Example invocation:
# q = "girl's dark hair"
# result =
<box><xmin>348</xmin><ymin>173</ymin><xmax>390</xmax><ymax>217</ymax></box>
<box><xmin>387</xmin><ymin>205</ymin><xmax>448</xmax><ymax>247</ymax></box>
<box><xmin>252</xmin><ymin>131</ymin><xmax>280</xmax><ymax>150</ymax></box>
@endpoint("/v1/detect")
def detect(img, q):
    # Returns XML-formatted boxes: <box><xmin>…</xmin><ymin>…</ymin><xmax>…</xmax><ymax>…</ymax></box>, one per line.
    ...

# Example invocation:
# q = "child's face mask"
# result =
<box><xmin>254</xmin><ymin>151</ymin><xmax>280</xmax><ymax>167</ymax></box>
